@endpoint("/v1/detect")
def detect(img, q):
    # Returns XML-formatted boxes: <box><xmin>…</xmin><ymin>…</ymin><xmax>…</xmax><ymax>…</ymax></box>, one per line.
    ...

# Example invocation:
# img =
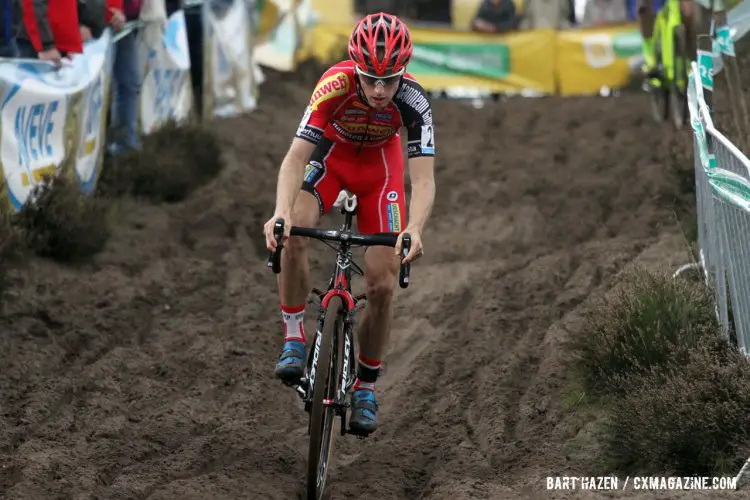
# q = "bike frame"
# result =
<box><xmin>301</xmin><ymin>206</ymin><xmax>360</xmax><ymax>429</ymax></box>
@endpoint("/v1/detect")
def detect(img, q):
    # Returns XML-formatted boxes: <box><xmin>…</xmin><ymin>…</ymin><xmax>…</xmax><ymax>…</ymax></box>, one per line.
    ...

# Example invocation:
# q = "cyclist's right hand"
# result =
<box><xmin>264</xmin><ymin>213</ymin><xmax>291</xmax><ymax>252</ymax></box>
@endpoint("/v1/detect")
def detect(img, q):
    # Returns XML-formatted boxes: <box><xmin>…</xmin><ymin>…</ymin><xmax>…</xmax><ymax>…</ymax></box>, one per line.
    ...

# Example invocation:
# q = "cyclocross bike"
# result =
<box><xmin>266</xmin><ymin>190</ymin><xmax>412</xmax><ymax>500</ymax></box>
<box><xmin>643</xmin><ymin>0</ymin><xmax>691</xmax><ymax>129</ymax></box>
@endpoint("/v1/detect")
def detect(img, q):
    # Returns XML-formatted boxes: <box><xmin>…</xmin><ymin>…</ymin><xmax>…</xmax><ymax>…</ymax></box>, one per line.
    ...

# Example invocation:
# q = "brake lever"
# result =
<box><xmin>398</xmin><ymin>233</ymin><xmax>411</xmax><ymax>289</ymax></box>
<box><xmin>267</xmin><ymin>219</ymin><xmax>284</xmax><ymax>274</ymax></box>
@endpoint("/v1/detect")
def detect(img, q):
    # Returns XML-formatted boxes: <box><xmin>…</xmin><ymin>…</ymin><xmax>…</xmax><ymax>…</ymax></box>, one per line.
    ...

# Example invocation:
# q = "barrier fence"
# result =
<box><xmin>684</xmin><ymin>16</ymin><xmax>750</xmax><ymax>361</ymax></box>
<box><xmin>0</xmin><ymin>0</ymin><xmax>264</xmax><ymax>213</ymax></box>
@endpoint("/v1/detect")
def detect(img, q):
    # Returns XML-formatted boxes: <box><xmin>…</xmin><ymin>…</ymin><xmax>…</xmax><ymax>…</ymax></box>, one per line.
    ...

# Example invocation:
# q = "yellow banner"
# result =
<box><xmin>302</xmin><ymin>24</ymin><xmax>556</xmax><ymax>95</ymax></box>
<box><xmin>556</xmin><ymin>23</ymin><xmax>643</xmax><ymax>96</ymax></box>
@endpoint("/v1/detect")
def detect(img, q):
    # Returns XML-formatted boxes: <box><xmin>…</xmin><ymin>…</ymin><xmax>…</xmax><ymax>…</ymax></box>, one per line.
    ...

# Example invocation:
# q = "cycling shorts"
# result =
<box><xmin>302</xmin><ymin>136</ymin><xmax>407</xmax><ymax>236</ymax></box>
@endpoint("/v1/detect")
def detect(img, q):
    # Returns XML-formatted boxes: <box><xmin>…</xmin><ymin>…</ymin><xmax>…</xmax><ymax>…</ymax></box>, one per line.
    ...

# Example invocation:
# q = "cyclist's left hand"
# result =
<box><xmin>395</xmin><ymin>229</ymin><xmax>423</xmax><ymax>264</ymax></box>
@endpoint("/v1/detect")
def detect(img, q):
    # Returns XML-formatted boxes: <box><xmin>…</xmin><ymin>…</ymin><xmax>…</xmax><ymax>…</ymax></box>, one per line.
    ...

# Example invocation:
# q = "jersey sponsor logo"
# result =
<box><xmin>339</xmin><ymin>114</ymin><xmax>367</xmax><ymax>123</ymax></box>
<box><xmin>374</xmin><ymin>112</ymin><xmax>393</xmax><ymax>120</ymax></box>
<box><xmin>336</xmin><ymin>122</ymin><xmax>394</xmax><ymax>136</ymax></box>
<box><xmin>297</xmin><ymin>125</ymin><xmax>323</xmax><ymax>144</ymax></box>
<box><xmin>304</xmin><ymin>161</ymin><xmax>322</xmax><ymax>183</ymax></box>
<box><xmin>310</xmin><ymin>72</ymin><xmax>350</xmax><ymax>110</ymax></box>
<box><xmin>386</xmin><ymin>190</ymin><xmax>398</xmax><ymax>201</ymax></box>
<box><xmin>387</xmin><ymin>203</ymin><xmax>402</xmax><ymax>232</ymax></box>
<box><xmin>396</xmin><ymin>84</ymin><xmax>433</xmax><ymax>125</ymax></box>
<box><xmin>332</xmin><ymin>121</ymin><xmax>395</xmax><ymax>141</ymax></box>
<box><xmin>345</xmin><ymin>108</ymin><xmax>366</xmax><ymax>115</ymax></box>
<box><xmin>352</xmin><ymin>100</ymin><xmax>369</xmax><ymax>110</ymax></box>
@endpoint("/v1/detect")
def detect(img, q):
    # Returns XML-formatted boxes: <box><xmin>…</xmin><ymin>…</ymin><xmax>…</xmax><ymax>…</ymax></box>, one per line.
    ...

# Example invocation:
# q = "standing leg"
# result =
<box><xmin>347</xmin><ymin>142</ymin><xmax>407</xmax><ymax>435</ymax></box>
<box><xmin>109</xmin><ymin>30</ymin><xmax>142</xmax><ymax>155</ymax></box>
<box><xmin>274</xmin><ymin>142</ymin><xmax>341</xmax><ymax>383</ymax></box>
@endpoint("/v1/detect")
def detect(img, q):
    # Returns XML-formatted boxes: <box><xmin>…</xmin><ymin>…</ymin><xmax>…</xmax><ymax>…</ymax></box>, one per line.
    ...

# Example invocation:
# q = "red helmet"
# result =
<box><xmin>348</xmin><ymin>12</ymin><xmax>413</xmax><ymax>78</ymax></box>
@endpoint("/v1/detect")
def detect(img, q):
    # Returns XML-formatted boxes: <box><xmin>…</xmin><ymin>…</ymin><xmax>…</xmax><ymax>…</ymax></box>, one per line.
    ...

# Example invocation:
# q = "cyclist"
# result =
<box><xmin>637</xmin><ymin>0</ymin><xmax>694</xmax><ymax>82</ymax></box>
<box><xmin>263</xmin><ymin>12</ymin><xmax>436</xmax><ymax>436</ymax></box>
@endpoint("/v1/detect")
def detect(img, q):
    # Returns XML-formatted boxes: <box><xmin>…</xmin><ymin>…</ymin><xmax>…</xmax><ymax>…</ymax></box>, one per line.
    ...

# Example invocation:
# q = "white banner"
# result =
<box><xmin>138</xmin><ymin>10</ymin><xmax>194</xmax><ymax>134</ymax></box>
<box><xmin>203</xmin><ymin>0</ymin><xmax>258</xmax><ymax>117</ymax></box>
<box><xmin>0</xmin><ymin>31</ymin><xmax>114</xmax><ymax>210</ymax></box>
<box><xmin>76</xmin><ymin>32</ymin><xmax>115</xmax><ymax>195</ymax></box>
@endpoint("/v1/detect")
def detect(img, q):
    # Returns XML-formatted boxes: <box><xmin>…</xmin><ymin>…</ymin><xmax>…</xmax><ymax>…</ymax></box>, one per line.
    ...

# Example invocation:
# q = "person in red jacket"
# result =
<box><xmin>17</xmin><ymin>0</ymin><xmax>62</xmax><ymax>65</ymax></box>
<box><xmin>18</xmin><ymin>0</ymin><xmax>125</xmax><ymax>66</ymax></box>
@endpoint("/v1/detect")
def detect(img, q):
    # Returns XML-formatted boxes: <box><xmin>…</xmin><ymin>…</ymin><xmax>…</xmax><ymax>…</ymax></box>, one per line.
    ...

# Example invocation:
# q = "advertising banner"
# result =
<box><xmin>138</xmin><ymin>10</ymin><xmax>194</xmax><ymax>134</ymax></box>
<box><xmin>0</xmin><ymin>31</ymin><xmax>114</xmax><ymax>212</ymax></box>
<box><xmin>203</xmin><ymin>0</ymin><xmax>259</xmax><ymax>117</ymax></box>
<box><xmin>409</xmin><ymin>27</ymin><xmax>556</xmax><ymax>95</ymax></box>
<box><xmin>555</xmin><ymin>23</ymin><xmax>642</xmax><ymax>96</ymax></box>
<box><xmin>303</xmin><ymin>23</ymin><xmax>556</xmax><ymax>95</ymax></box>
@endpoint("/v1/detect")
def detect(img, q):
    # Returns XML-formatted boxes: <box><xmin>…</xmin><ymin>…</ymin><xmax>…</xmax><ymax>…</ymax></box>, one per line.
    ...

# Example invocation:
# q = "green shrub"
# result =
<box><xmin>13</xmin><ymin>174</ymin><xmax>111</xmax><ymax>263</ymax></box>
<box><xmin>605</xmin><ymin>334</ymin><xmax>750</xmax><ymax>476</ymax></box>
<box><xmin>97</xmin><ymin>120</ymin><xmax>224</xmax><ymax>203</ymax></box>
<box><xmin>569</xmin><ymin>267</ymin><xmax>720</xmax><ymax>398</ymax></box>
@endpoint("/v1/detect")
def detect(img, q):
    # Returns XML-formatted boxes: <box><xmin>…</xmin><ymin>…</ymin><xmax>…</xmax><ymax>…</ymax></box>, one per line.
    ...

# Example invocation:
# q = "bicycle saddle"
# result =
<box><xmin>333</xmin><ymin>189</ymin><xmax>358</xmax><ymax>213</ymax></box>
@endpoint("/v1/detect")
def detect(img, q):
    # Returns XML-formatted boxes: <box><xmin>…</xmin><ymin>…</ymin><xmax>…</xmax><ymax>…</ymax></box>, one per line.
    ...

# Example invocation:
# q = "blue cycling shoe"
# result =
<box><xmin>274</xmin><ymin>340</ymin><xmax>306</xmax><ymax>383</ymax></box>
<box><xmin>348</xmin><ymin>389</ymin><xmax>378</xmax><ymax>435</ymax></box>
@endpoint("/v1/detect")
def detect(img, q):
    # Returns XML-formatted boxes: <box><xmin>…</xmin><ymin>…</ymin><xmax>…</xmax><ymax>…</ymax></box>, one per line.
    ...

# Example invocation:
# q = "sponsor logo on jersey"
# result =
<box><xmin>304</xmin><ymin>161</ymin><xmax>322</xmax><ymax>182</ymax></box>
<box><xmin>297</xmin><ymin>125</ymin><xmax>323</xmax><ymax>144</ymax></box>
<box><xmin>352</xmin><ymin>100</ymin><xmax>369</xmax><ymax>110</ymax></box>
<box><xmin>345</xmin><ymin>108</ymin><xmax>367</xmax><ymax>115</ymax></box>
<box><xmin>339</xmin><ymin>114</ymin><xmax>367</xmax><ymax>123</ymax></box>
<box><xmin>374</xmin><ymin>112</ymin><xmax>393</xmax><ymax>120</ymax></box>
<box><xmin>386</xmin><ymin>190</ymin><xmax>398</xmax><ymax>201</ymax></box>
<box><xmin>334</xmin><ymin>122</ymin><xmax>395</xmax><ymax>138</ymax></box>
<box><xmin>310</xmin><ymin>72</ymin><xmax>350</xmax><ymax>110</ymax></box>
<box><xmin>387</xmin><ymin>203</ymin><xmax>402</xmax><ymax>232</ymax></box>
<box><xmin>396</xmin><ymin>83</ymin><xmax>433</xmax><ymax>125</ymax></box>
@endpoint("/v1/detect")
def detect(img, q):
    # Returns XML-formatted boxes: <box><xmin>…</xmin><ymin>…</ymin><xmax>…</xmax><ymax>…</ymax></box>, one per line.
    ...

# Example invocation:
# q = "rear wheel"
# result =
<box><xmin>670</xmin><ymin>24</ymin><xmax>690</xmax><ymax>129</ymax></box>
<box><xmin>306</xmin><ymin>295</ymin><xmax>344</xmax><ymax>500</ymax></box>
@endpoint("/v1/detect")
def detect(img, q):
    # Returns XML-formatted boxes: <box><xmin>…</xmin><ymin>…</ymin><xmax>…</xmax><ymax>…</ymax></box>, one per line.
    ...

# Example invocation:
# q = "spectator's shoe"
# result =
<box><xmin>348</xmin><ymin>389</ymin><xmax>378</xmax><ymax>436</ymax></box>
<box><xmin>274</xmin><ymin>340</ymin><xmax>306</xmax><ymax>383</ymax></box>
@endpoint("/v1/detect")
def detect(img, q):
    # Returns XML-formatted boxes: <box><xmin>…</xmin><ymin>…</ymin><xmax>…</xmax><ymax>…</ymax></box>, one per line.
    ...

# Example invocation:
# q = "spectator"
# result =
<box><xmin>107</xmin><ymin>0</ymin><xmax>140</xmax><ymax>155</ymax></box>
<box><xmin>0</xmin><ymin>0</ymin><xmax>19</xmax><ymax>57</ymax></box>
<box><xmin>471</xmin><ymin>0</ymin><xmax>520</xmax><ymax>33</ymax></box>
<box><xmin>16</xmin><ymin>0</ymin><xmax>62</xmax><ymax>65</ymax></box>
<box><xmin>78</xmin><ymin>0</ymin><xmax>126</xmax><ymax>41</ymax></box>
<box><xmin>581</xmin><ymin>0</ymin><xmax>628</xmax><ymax>26</ymax></box>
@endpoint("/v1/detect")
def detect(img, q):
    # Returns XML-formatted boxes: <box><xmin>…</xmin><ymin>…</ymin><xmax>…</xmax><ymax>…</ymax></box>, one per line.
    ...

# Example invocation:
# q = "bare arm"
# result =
<box><xmin>405</xmin><ymin>156</ymin><xmax>436</xmax><ymax>234</ymax></box>
<box><xmin>274</xmin><ymin>138</ymin><xmax>316</xmax><ymax>218</ymax></box>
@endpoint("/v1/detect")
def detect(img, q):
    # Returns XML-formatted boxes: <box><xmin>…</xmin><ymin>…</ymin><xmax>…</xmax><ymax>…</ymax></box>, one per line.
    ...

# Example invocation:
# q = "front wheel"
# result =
<box><xmin>306</xmin><ymin>295</ymin><xmax>345</xmax><ymax>500</ymax></box>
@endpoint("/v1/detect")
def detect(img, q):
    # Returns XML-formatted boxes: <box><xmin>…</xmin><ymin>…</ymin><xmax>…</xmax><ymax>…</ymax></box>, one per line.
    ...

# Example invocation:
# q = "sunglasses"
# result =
<box><xmin>355</xmin><ymin>66</ymin><xmax>404</xmax><ymax>87</ymax></box>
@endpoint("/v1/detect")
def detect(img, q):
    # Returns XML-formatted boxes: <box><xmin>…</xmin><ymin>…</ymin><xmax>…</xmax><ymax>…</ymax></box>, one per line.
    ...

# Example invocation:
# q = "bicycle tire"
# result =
<box><xmin>306</xmin><ymin>295</ymin><xmax>344</xmax><ymax>500</ymax></box>
<box><xmin>670</xmin><ymin>24</ymin><xmax>690</xmax><ymax>129</ymax></box>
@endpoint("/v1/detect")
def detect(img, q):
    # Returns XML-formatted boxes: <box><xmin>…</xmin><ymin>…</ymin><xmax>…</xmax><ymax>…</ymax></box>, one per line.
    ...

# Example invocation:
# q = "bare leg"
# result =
<box><xmin>349</xmin><ymin>245</ymin><xmax>399</xmax><ymax>435</ymax></box>
<box><xmin>357</xmin><ymin>246</ymin><xmax>400</xmax><ymax>362</ymax></box>
<box><xmin>279</xmin><ymin>191</ymin><xmax>320</xmax><ymax>308</ymax></box>
<box><xmin>274</xmin><ymin>191</ymin><xmax>321</xmax><ymax>381</ymax></box>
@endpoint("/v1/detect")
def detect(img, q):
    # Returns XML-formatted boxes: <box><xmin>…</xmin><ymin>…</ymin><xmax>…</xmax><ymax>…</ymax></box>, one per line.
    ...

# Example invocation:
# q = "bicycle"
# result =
<box><xmin>642</xmin><ymin>0</ymin><xmax>691</xmax><ymax>129</ymax></box>
<box><xmin>266</xmin><ymin>190</ymin><xmax>412</xmax><ymax>500</ymax></box>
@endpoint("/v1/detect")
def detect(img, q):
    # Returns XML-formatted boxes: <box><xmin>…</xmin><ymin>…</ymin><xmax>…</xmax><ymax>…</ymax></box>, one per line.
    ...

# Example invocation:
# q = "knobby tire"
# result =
<box><xmin>306</xmin><ymin>295</ymin><xmax>344</xmax><ymax>500</ymax></box>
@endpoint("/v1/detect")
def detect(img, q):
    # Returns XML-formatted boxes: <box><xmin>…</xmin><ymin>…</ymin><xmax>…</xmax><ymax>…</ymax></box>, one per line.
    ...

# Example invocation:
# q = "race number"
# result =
<box><xmin>421</xmin><ymin>124</ymin><xmax>434</xmax><ymax>152</ymax></box>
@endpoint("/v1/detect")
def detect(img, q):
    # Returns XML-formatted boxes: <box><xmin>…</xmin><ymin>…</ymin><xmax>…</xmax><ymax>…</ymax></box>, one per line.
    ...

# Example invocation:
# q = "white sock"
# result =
<box><xmin>281</xmin><ymin>304</ymin><xmax>306</xmax><ymax>343</ymax></box>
